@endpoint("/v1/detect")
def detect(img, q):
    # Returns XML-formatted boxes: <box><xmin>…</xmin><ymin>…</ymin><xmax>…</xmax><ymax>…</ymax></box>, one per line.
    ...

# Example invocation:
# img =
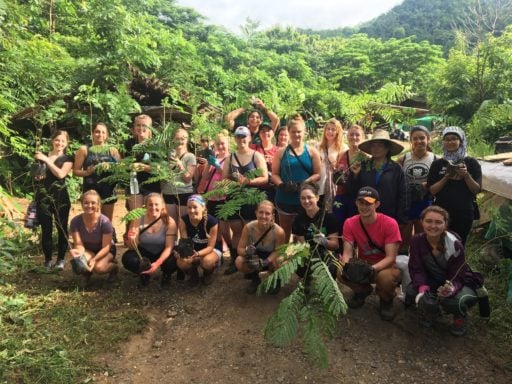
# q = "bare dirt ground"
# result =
<box><xmin>29</xmin><ymin>199</ymin><xmax>512</xmax><ymax>383</ymax></box>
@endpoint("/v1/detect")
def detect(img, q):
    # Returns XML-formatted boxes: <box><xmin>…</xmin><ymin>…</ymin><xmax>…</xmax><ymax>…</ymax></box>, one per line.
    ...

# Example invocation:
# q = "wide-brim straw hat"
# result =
<box><xmin>358</xmin><ymin>129</ymin><xmax>404</xmax><ymax>157</ymax></box>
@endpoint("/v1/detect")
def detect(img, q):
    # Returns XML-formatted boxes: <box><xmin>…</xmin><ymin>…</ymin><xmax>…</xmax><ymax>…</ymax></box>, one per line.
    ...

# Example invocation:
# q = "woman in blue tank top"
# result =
<box><xmin>272</xmin><ymin>114</ymin><xmax>321</xmax><ymax>242</ymax></box>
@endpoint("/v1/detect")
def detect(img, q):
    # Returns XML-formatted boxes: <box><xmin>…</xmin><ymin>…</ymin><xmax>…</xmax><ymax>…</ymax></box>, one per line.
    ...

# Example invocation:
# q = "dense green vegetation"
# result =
<box><xmin>0</xmin><ymin>1</ymin><xmax>511</xmax><ymax>380</ymax></box>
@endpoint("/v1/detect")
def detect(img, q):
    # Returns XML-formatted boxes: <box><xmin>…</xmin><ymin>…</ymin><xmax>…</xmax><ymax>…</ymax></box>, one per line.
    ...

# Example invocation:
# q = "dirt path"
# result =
<box><xmin>91</xmin><ymin>269</ymin><xmax>510</xmax><ymax>384</ymax></box>
<box><xmin>28</xmin><ymin>199</ymin><xmax>511</xmax><ymax>383</ymax></box>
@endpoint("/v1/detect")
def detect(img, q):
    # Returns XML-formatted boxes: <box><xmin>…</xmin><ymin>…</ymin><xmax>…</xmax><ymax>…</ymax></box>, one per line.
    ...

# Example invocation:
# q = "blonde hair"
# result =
<box><xmin>134</xmin><ymin>114</ymin><xmax>152</xmax><ymax>126</ymax></box>
<box><xmin>81</xmin><ymin>190</ymin><xmax>101</xmax><ymax>212</ymax></box>
<box><xmin>144</xmin><ymin>193</ymin><xmax>170</xmax><ymax>225</ymax></box>
<box><xmin>286</xmin><ymin>113</ymin><xmax>305</xmax><ymax>130</ymax></box>
<box><xmin>319</xmin><ymin>118</ymin><xmax>344</xmax><ymax>152</ymax></box>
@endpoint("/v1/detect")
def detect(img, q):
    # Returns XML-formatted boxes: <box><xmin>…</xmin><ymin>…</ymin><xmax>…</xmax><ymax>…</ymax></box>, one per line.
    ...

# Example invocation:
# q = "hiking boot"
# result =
<box><xmin>44</xmin><ymin>260</ymin><xmax>53</xmax><ymax>271</ymax></box>
<box><xmin>202</xmin><ymin>269</ymin><xmax>215</xmax><ymax>286</ymax></box>
<box><xmin>450</xmin><ymin>315</ymin><xmax>467</xmax><ymax>336</ymax></box>
<box><xmin>347</xmin><ymin>290</ymin><xmax>371</xmax><ymax>309</ymax></box>
<box><xmin>379</xmin><ymin>299</ymin><xmax>396</xmax><ymax>321</ymax></box>
<box><xmin>54</xmin><ymin>259</ymin><xmax>65</xmax><ymax>271</ymax></box>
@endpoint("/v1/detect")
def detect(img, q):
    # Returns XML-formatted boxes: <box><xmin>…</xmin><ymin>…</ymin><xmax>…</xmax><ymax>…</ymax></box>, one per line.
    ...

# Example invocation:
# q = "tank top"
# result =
<box><xmin>230</xmin><ymin>152</ymin><xmax>257</xmax><ymax>175</ymax></box>
<box><xmin>83</xmin><ymin>144</ymin><xmax>117</xmax><ymax>186</ymax></box>
<box><xmin>247</xmin><ymin>221</ymin><xmax>276</xmax><ymax>257</ymax></box>
<box><xmin>138</xmin><ymin>216</ymin><xmax>166</xmax><ymax>255</ymax></box>
<box><xmin>275</xmin><ymin>144</ymin><xmax>313</xmax><ymax>206</ymax></box>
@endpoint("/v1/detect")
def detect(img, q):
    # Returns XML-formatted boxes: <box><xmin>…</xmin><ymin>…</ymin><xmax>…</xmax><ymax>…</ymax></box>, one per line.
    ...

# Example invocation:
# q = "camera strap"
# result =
<box><xmin>139</xmin><ymin>217</ymin><xmax>161</xmax><ymax>235</ymax></box>
<box><xmin>359</xmin><ymin>217</ymin><xmax>385</xmax><ymax>253</ymax></box>
<box><xmin>253</xmin><ymin>224</ymin><xmax>274</xmax><ymax>247</ymax></box>
<box><xmin>288</xmin><ymin>145</ymin><xmax>311</xmax><ymax>175</ymax></box>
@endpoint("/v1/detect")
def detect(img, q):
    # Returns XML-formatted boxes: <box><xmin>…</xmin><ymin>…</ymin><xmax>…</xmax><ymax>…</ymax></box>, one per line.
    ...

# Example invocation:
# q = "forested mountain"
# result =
<box><xmin>301</xmin><ymin>0</ymin><xmax>512</xmax><ymax>52</ymax></box>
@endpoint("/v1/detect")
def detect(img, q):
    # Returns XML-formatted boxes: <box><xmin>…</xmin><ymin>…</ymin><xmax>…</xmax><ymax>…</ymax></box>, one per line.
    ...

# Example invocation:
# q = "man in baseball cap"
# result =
<box><xmin>340</xmin><ymin>186</ymin><xmax>402</xmax><ymax>321</ymax></box>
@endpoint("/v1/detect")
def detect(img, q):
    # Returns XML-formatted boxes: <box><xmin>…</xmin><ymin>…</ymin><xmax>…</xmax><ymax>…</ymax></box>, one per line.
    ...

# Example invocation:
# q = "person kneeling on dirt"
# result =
<box><xmin>175</xmin><ymin>195</ymin><xmax>222</xmax><ymax>285</ymax></box>
<box><xmin>69</xmin><ymin>190</ymin><xmax>118</xmax><ymax>285</ymax></box>
<box><xmin>235</xmin><ymin>200</ymin><xmax>286</xmax><ymax>294</ymax></box>
<box><xmin>340</xmin><ymin>186</ymin><xmax>402</xmax><ymax>321</ymax></box>
<box><xmin>122</xmin><ymin>193</ymin><xmax>178</xmax><ymax>287</ymax></box>
<box><xmin>406</xmin><ymin>205</ymin><xmax>488</xmax><ymax>336</ymax></box>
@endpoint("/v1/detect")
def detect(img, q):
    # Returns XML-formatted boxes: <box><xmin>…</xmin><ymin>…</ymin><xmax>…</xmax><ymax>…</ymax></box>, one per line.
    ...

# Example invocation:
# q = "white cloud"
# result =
<box><xmin>176</xmin><ymin>0</ymin><xmax>404</xmax><ymax>33</ymax></box>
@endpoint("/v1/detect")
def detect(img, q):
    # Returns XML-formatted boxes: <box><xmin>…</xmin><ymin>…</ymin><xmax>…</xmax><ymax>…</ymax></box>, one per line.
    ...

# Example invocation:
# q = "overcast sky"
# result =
<box><xmin>176</xmin><ymin>0</ymin><xmax>404</xmax><ymax>34</ymax></box>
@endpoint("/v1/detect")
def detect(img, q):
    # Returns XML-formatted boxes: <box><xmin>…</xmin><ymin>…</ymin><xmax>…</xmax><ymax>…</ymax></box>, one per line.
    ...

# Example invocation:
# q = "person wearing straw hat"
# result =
<box><xmin>347</xmin><ymin>129</ymin><xmax>408</xmax><ymax>226</ymax></box>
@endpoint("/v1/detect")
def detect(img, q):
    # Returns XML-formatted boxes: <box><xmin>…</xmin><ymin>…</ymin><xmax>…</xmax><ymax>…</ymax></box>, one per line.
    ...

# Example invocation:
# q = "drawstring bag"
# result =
<box><xmin>24</xmin><ymin>201</ymin><xmax>39</xmax><ymax>229</ymax></box>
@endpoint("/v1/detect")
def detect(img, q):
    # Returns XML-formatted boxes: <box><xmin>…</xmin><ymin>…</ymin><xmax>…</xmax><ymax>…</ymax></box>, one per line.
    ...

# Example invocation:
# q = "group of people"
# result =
<box><xmin>33</xmin><ymin>100</ymin><xmax>486</xmax><ymax>336</ymax></box>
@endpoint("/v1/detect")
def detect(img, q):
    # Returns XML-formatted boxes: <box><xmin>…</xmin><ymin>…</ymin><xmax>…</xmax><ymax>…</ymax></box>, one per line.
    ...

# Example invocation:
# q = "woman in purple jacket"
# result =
<box><xmin>407</xmin><ymin>206</ymin><xmax>480</xmax><ymax>336</ymax></box>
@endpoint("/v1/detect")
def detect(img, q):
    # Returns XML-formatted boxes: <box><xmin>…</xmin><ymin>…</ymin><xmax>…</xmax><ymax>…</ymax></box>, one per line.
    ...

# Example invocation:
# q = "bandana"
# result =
<box><xmin>187</xmin><ymin>194</ymin><xmax>206</xmax><ymax>207</ymax></box>
<box><xmin>442</xmin><ymin>126</ymin><xmax>467</xmax><ymax>162</ymax></box>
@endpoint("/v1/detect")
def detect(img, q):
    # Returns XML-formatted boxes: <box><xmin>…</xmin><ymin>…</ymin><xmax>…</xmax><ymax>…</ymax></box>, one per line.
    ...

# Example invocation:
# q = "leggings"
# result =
<box><xmin>122</xmin><ymin>247</ymin><xmax>177</xmax><ymax>276</ymax></box>
<box><xmin>37</xmin><ymin>197</ymin><xmax>70</xmax><ymax>262</ymax></box>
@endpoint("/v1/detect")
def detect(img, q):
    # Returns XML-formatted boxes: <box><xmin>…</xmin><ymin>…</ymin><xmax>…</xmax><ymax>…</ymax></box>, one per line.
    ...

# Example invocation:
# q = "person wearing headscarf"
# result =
<box><xmin>426</xmin><ymin>127</ymin><xmax>481</xmax><ymax>244</ymax></box>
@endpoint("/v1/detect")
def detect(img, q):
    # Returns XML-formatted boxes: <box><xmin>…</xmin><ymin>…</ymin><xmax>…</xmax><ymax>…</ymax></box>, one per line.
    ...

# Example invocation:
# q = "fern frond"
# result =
<box><xmin>310</xmin><ymin>258</ymin><xmax>347</xmax><ymax>318</ymax></box>
<box><xmin>101</xmin><ymin>195</ymin><xmax>118</xmax><ymax>205</ymax></box>
<box><xmin>122</xmin><ymin>208</ymin><xmax>147</xmax><ymax>223</ymax></box>
<box><xmin>258</xmin><ymin>243</ymin><xmax>310</xmax><ymax>294</ymax></box>
<box><xmin>264</xmin><ymin>286</ymin><xmax>305</xmax><ymax>347</ymax></box>
<box><xmin>300</xmin><ymin>305</ymin><xmax>330</xmax><ymax>369</ymax></box>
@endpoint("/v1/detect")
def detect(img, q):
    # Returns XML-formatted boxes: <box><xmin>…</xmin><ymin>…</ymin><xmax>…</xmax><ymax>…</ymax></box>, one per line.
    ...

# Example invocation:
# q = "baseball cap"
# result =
<box><xmin>234</xmin><ymin>126</ymin><xmax>251</xmax><ymax>137</ymax></box>
<box><xmin>356</xmin><ymin>186</ymin><xmax>380</xmax><ymax>204</ymax></box>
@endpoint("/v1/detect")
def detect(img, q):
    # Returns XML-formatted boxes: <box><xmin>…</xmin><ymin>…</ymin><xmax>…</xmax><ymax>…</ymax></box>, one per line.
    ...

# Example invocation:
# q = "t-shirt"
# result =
<box><xmin>69</xmin><ymin>214</ymin><xmax>113</xmax><ymax>253</ymax></box>
<box><xmin>182</xmin><ymin>213</ymin><xmax>220</xmax><ymax>252</ymax></box>
<box><xmin>292</xmin><ymin>210</ymin><xmax>339</xmax><ymax>241</ymax></box>
<box><xmin>426</xmin><ymin>157</ymin><xmax>482</xmax><ymax>211</ymax></box>
<box><xmin>342</xmin><ymin>213</ymin><xmax>401</xmax><ymax>263</ymax></box>
<box><xmin>37</xmin><ymin>154</ymin><xmax>73</xmax><ymax>203</ymax></box>
<box><xmin>162</xmin><ymin>152</ymin><xmax>197</xmax><ymax>195</ymax></box>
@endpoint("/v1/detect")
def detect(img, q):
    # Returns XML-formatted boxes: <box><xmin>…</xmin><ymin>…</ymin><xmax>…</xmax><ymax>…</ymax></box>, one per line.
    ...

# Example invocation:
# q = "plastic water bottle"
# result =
<box><xmin>129</xmin><ymin>171</ymin><xmax>139</xmax><ymax>195</ymax></box>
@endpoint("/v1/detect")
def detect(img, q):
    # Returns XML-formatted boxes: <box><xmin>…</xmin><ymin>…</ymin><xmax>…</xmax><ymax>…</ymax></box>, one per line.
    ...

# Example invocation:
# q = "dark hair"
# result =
<box><xmin>247</xmin><ymin>109</ymin><xmax>263</xmax><ymax>120</ymax></box>
<box><xmin>300</xmin><ymin>182</ymin><xmax>319</xmax><ymax>196</ymax></box>
<box><xmin>420</xmin><ymin>205</ymin><xmax>450</xmax><ymax>254</ymax></box>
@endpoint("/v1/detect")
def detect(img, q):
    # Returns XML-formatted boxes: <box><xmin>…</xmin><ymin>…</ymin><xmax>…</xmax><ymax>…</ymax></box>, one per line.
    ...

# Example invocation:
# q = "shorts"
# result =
<box><xmin>275</xmin><ymin>202</ymin><xmax>301</xmax><ymax>215</ymax></box>
<box><xmin>226</xmin><ymin>203</ymin><xmax>257</xmax><ymax>221</ymax></box>
<box><xmin>206</xmin><ymin>199</ymin><xmax>226</xmax><ymax>218</ymax></box>
<box><xmin>163</xmin><ymin>193</ymin><xmax>193</xmax><ymax>206</ymax></box>
<box><xmin>408</xmin><ymin>199</ymin><xmax>432</xmax><ymax>220</ymax></box>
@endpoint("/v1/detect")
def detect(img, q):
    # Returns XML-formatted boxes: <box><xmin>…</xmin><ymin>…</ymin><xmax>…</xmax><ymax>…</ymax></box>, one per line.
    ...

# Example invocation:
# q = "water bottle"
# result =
<box><xmin>476</xmin><ymin>286</ymin><xmax>491</xmax><ymax>318</ymax></box>
<box><xmin>24</xmin><ymin>203</ymin><xmax>38</xmax><ymax>229</ymax></box>
<box><xmin>129</xmin><ymin>171</ymin><xmax>139</xmax><ymax>195</ymax></box>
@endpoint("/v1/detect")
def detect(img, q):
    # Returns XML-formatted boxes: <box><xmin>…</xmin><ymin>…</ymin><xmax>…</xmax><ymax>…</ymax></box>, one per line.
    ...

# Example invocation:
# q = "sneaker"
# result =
<box><xmin>379</xmin><ymin>299</ymin><xmax>396</xmax><ymax>321</ymax></box>
<box><xmin>139</xmin><ymin>274</ymin><xmax>150</xmax><ymax>287</ymax></box>
<box><xmin>107</xmin><ymin>265</ymin><xmax>119</xmax><ymax>282</ymax></box>
<box><xmin>201</xmin><ymin>269</ymin><xmax>215</xmax><ymax>286</ymax></box>
<box><xmin>224</xmin><ymin>262</ymin><xmax>237</xmax><ymax>276</ymax></box>
<box><xmin>161</xmin><ymin>273</ymin><xmax>171</xmax><ymax>287</ymax></box>
<box><xmin>245</xmin><ymin>278</ymin><xmax>261</xmax><ymax>295</ymax></box>
<box><xmin>44</xmin><ymin>260</ymin><xmax>53</xmax><ymax>271</ymax></box>
<box><xmin>419</xmin><ymin>317</ymin><xmax>433</xmax><ymax>328</ymax></box>
<box><xmin>347</xmin><ymin>290</ymin><xmax>371</xmax><ymax>309</ymax></box>
<box><xmin>188</xmin><ymin>267</ymin><xmax>200</xmax><ymax>286</ymax></box>
<box><xmin>450</xmin><ymin>316</ymin><xmax>467</xmax><ymax>336</ymax></box>
<box><xmin>176</xmin><ymin>269</ymin><xmax>185</xmax><ymax>281</ymax></box>
<box><xmin>54</xmin><ymin>259</ymin><xmax>65</xmax><ymax>271</ymax></box>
